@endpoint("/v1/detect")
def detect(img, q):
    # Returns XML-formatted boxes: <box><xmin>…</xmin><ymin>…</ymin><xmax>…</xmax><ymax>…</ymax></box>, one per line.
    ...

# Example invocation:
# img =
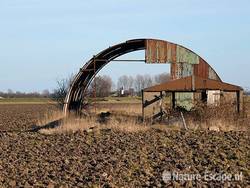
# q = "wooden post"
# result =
<box><xmin>160</xmin><ymin>91</ymin><xmax>163</xmax><ymax>120</ymax></box>
<box><xmin>236</xmin><ymin>91</ymin><xmax>240</xmax><ymax>113</ymax></box>
<box><xmin>172</xmin><ymin>92</ymin><xmax>175</xmax><ymax>109</ymax></box>
<box><xmin>142</xmin><ymin>90</ymin><xmax>144</xmax><ymax>121</ymax></box>
<box><xmin>181</xmin><ymin>112</ymin><xmax>188</xmax><ymax>130</ymax></box>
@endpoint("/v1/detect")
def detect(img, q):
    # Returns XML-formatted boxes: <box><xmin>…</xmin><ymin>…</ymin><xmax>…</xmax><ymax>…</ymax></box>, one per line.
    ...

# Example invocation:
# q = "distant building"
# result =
<box><xmin>120</xmin><ymin>87</ymin><xmax>124</xmax><ymax>96</ymax></box>
<box><xmin>0</xmin><ymin>96</ymin><xmax>4</xmax><ymax>99</ymax></box>
<box><xmin>118</xmin><ymin>87</ymin><xmax>135</xmax><ymax>97</ymax></box>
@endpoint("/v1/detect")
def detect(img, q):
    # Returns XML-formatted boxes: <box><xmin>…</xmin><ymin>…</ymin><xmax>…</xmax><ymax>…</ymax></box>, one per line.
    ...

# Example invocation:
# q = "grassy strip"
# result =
<box><xmin>0</xmin><ymin>97</ymin><xmax>141</xmax><ymax>104</ymax></box>
<box><xmin>0</xmin><ymin>98</ymin><xmax>56</xmax><ymax>104</ymax></box>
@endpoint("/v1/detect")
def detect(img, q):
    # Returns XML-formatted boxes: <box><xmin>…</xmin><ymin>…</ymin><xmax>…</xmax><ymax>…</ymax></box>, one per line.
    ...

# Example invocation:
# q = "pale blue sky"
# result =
<box><xmin>0</xmin><ymin>0</ymin><xmax>249</xmax><ymax>92</ymax></box>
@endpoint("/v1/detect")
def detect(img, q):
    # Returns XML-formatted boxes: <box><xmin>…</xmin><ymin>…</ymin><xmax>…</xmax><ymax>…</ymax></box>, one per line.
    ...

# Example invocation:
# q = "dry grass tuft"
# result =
<box><xmin>39</xmin><ymin>117</ymin><xmax>98</xmax><ymax>135</ymax></box>
<box><xmin>36</xmin><ymin>109</ymin><xmax>64</xmax><ymax>127</ymax></box>
<box><xmin>90</xmin><ymin>103</ymin><xmax>142</xmax><ymax>115</ymax></box>
<box><xmin>37</xmin><ymin>98</ymin><xmax>250</xmax><ymax>135</ymax></box>
<box><xmin>37</xmin><ymin>111</ymin><xmax>150</xmax><ymax>135</ymax></box>
<box><xmin>102</xmin><ymin>117</ymin><xmax>150</xmax><ymax>133</ymax></box>
<box><xmin>186</xmin><ymin>101</ymin><xmax>250</xmax><ymax>132</ymax></box>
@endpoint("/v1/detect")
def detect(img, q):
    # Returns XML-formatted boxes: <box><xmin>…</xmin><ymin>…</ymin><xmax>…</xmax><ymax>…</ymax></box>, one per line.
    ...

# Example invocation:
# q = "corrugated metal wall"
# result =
<box><xmin>146</xmin><ymin>39</ymin><xmax>199</xmax><ymax>65</ymax></box>
<box><xmin>145</xmin><ymin>39</ymin><xmax>221</xmax><ymax>110</ymax></box>
<box><xmin>145</xmin><ymin>39</ymin><xmax>220</xmax><ymax>81</ymax></box>
<box><xmin>194</xmin><ymin>58</ymin><xmax>209</xmax><ymax>79</ymax></box>
<box><xmin>176</xmin><ymin>45</ymin><xmax>199</xmax><ymax>64</ymax></box>
<box><xmin>208</xmin><ymin>67</ymin><xmax>220</xmax><ymax>80</ymax></box>
<box><xmin>146</xmin><ymin>39</ymin><xmax>177</xmax><ymax>63</ymax></box>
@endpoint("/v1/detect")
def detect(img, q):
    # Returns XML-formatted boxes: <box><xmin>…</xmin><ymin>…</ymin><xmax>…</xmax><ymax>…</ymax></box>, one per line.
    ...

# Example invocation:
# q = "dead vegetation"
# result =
<box><xmin>38</xmin><ymin>112</ymin><xmax>149</xmax><ymax>135</ymax></box>
<box><xmin>35</xmin><ymin>98</ymin><xmax>250</xmax><ymax>135</ymax></box>
<box><xmin>186</xmin><ymin>100</ymin><xmax>250</xmax><ymax>132</ymax></box>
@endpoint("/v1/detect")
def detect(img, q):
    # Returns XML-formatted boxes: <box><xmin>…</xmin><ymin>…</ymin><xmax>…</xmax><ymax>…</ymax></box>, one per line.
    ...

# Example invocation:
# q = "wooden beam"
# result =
<box><xmin>172</xmin><ymin>92</ymin><xmax>175</xmax><ymax>109</ymax></box>
<box><xmin>152</xmin><ymin>111</ymin><xmax>164</xmax><ymax>120</ymax></box>
<box><xmin>143</xmin><ymin>95</ymin><xmax>162</xmax><ymax>108</ymax></box>
<box><xmin>142</xmin><ymin>90</ymin><xmax>144</xmax><ymax>121</ymax></box>
<box><xmin>236</xmin><ymin>91</ymin><xmax>240</xmax><ymax>113</ymax></box>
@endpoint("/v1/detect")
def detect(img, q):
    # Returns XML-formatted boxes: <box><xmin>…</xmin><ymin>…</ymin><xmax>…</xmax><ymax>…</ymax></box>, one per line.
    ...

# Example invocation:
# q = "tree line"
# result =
<box><xmin>0</xmin><ymin>89</ymin><xmax>50</xmax><ymax>98</ymax></box>
<box><xmin>88</xmin><ymin>73</ymin><xmax>170</xmax><ymax>97</ymax></box>
<box><xmin>0</xmin><ymin>73</ymin><xmax>170</xmax><ymax>99</ymax></box>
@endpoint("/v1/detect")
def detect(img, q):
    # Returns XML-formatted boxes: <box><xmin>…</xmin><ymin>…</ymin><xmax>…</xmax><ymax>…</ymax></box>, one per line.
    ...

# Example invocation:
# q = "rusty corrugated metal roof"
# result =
<box><xmin>143</xmin><ymin>76</ymin><xmax>243</xmax><ymax>92</ymax></box>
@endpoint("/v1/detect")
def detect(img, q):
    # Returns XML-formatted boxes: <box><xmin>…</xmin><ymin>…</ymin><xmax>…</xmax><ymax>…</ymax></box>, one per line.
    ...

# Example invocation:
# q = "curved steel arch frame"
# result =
<box><xmin>63</xmin><ymin>38</ymin><xmax>221</xmax><ymax>115</ymax></box>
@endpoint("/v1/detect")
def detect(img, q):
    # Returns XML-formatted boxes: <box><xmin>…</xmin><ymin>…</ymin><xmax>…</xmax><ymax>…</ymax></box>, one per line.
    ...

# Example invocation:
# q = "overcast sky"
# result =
<box><xmin>0</xmin><ymin>0</ymin><xmax>249</xmax><ymax>92</ymax></box>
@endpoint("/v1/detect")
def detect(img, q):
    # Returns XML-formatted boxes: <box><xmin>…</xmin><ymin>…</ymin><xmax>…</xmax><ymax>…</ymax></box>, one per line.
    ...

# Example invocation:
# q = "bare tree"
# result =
<box><xmin>51</xmin><ymin>75</ymin><xmax>74</xmax><ymax>109</ymax></box>
<box><xmin>117</xmin><ymin>75</ymin><xmax>129</xmax><ymax>90</ymax></box>
<box><xmin>143</xmin><ymin>74</ymin><xmax>153</xmax><ymax>88</ymax></box>
<box><xmin>134</xmin><ymin>74</ymin><xmax>144</xmax><ymax>95</ymax></box>
<box><xmin>128</xmin><ymin>76</ymin><xmax>134</xmax><ymax>89</ymax></box>
<box><xmin>134</xmin><ymin>74</ymin><xmax>153</xmax><ymax>92</ymax></box>
<box><xmin>89</xmin><ymin>75</ymin><xmax>112</xmax><ymax>97</ymax></box>
<box><xmin>154</xmin><ymin>72</ymin><xmax>170</xmax><ymax>84</ymax></box>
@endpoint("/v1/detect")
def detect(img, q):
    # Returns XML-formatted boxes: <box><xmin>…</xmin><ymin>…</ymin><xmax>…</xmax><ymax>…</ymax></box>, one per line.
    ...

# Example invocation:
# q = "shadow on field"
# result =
<box><xmin>29</xmin><ymin>119</ymin><xmax>63</xmax><ymax>132</ymax></box>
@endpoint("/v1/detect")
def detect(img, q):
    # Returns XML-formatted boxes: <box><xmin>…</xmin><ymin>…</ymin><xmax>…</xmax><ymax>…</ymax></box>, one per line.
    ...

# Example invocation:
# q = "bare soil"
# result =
<box><xmin>0</xmin><ymin>104</ymin><xmax>249</xmax><ymax>187</ymax></box>
<box><xmin>0</xmin><ymin>104</ymin><xmax>55</xmax><ymax>131</ymax></box>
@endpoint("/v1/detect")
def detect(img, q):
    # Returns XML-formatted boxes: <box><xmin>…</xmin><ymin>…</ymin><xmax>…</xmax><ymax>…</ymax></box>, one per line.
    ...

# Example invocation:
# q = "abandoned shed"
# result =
<box><xmin>63</xmin><ymin>38</ymin><xmax>243</xmax><ymax>118</ymax></box>
<box><xmin>142</xmin><ymin>75</ymin><xmax>243</xmax><ymax>120</ymax></box>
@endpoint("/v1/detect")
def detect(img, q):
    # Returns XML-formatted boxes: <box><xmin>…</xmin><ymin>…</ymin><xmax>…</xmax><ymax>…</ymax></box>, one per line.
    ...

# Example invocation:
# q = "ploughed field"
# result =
<box><xmin>0</xmin><ymin>104</ymin><xmax>55</xmax><ymax>131</ymax></box>
<box><xmin>0</xmin><ymin>104</ymin><xmax>249</xmax><ymax>187</ymax></box>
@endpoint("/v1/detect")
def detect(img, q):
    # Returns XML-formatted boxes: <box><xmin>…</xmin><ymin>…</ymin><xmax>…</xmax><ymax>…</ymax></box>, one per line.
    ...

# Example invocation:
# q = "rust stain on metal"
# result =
<box><xmin>194</xmin><ymin>58</ymin><xmax>209</xmax><ymax>79</ymax></box>
<box><xmin>171</xmin><ymin>43</ymin><xmax>177</xmax><ymax>63</ymax></box>
<box><xmin>171</xmin><ymin>62</ymin><xmax>193</xmax><ymax>80</ymax></box>
<box><xmin>208</xmin><ymin>67</ymin><xmax>220</xmax><ymax>80</ymax></box>
<box><xmin>146</xmin><ymin>39</ymin><xmax>177</xmax><ymax>63</ymax></box>
<box><xmin>171</xmin><ymin>63</ymin><xmax>177</xmax><ymax>80</ymax></box>
<box><xmin>146</xmin><ymin>39</ymin><xmax>200</xmax><ymax>65</ymax></box>
<box><xmin>176</xmin><ymin>45</ymin><xmax>199</xmax><ymax>64</ymax></box>
<box><xmin>143</xmin><ymin>76</ymin><xmax>242</xmax><ymax>92</ymax></box>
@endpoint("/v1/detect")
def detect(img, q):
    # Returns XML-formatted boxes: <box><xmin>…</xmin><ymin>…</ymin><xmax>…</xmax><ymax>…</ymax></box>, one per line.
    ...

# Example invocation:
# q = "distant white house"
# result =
<box><xmin>0</xmin><ymin>96</ymin><xmax>4</xmax><ymax>99</ymax></box>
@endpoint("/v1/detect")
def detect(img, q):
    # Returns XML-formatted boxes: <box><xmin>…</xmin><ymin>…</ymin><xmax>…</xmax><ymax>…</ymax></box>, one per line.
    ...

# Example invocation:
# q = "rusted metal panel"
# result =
<box><xmin>157</xmin><ymin>40</ymin><xmax>166</xmax><ymax>63</ymax></box>
<box><xmin>146</xmin><ymin>40</ymin><xmax>156</xmax><ymax>63</ymax></box>
<box><xmin>146</xmin><ymin>39</ymin><xmax>177</xmax><ymax>63</ymax></box>
<box><xmin>171</xmin><ymin>62</ymin><xmax>193</xmax><ymax>80</ymax></box>
<box><xmin>194</xmin><ymin>58</ymin><xmax>209</xmax><ymax>79</ymax></box>
<box><xmin>181</xmin><ymin>63</ymin><xmax>193</xmax><ymax>77</ymax></box>
<box><xmin>174</xmin><ymin>60</ymin><xmax>194</xmax><ymax>110</ymax></box>
<box><xmin>208</xmin><ymin>67</ymin><xmax>220</xmax><ymax>80</ymax></box>
<box><xmin>170</xmin><ymin>42</ymin><xmax>177</xmax><ymax>63</ymax></box>
<box><xmin>144</xmin><ymin>76</ymin><xmax>193</xmax><ymax>92</ymax></box>
<box><xmin>171</xmin><ymin>63</ymin><xmax>177</xmax><ymax>80</ymax></box>
<box><xmin>143</xmin><ymin>76</ymin><xmax>242</xmax><ymax>92</ymax></box>
<box><xmin>175</xmin><ymin>63</ymin><xmax>182</xmax><ymax>79</ymax></box>
<box><xmin>175</xmin><ymin>92</ymin><xmax>194</xmax><ymax>110</ymax></box>
<box><xmin>146</xmin><ymin>39</ymin><xmax>157</xmax><ymax>63</ymax></box>
<box><xmin>146</xmin><ymin>40</ymin><xmax>200</xmax><ymax>65</ymax></box>
<box><xmin>176</xmin><ymin>45</ymin><xmax>199</xmax><ymax>64</ymax></box>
